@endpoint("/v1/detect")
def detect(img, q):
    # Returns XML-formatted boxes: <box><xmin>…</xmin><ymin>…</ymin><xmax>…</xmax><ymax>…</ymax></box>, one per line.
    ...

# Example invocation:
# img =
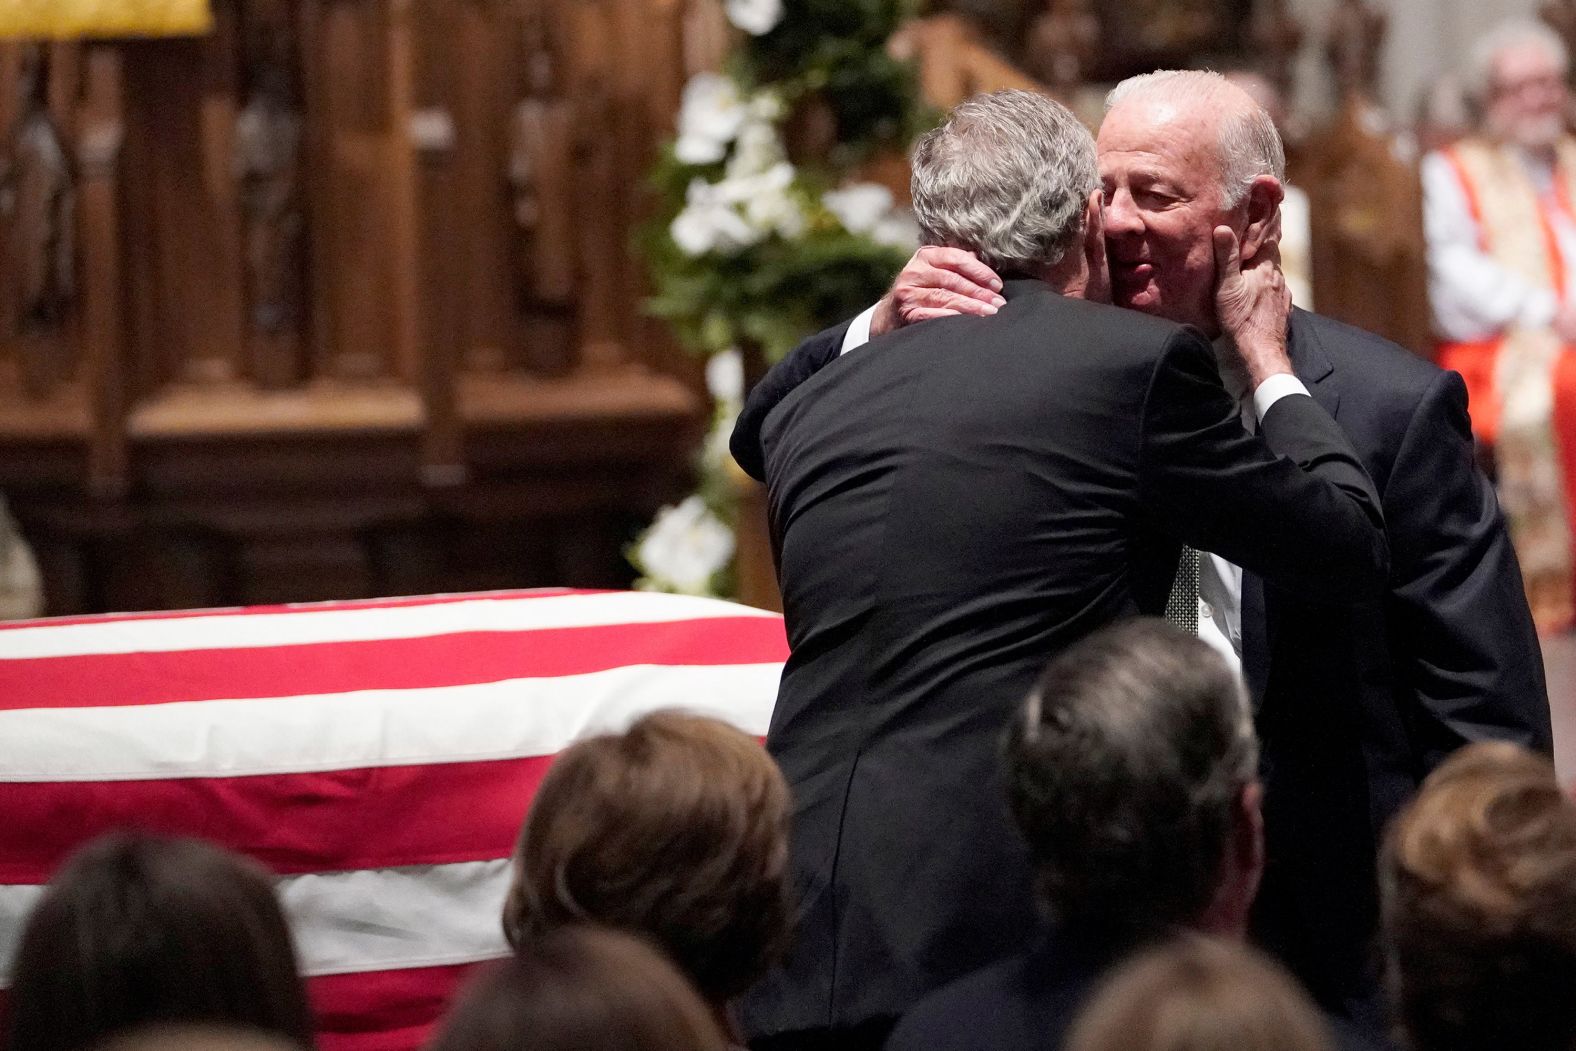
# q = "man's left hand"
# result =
<box><xmin>870</xmin><ymin>247</ymin><xmax>1006</xmax><ymax>338</ymax></box>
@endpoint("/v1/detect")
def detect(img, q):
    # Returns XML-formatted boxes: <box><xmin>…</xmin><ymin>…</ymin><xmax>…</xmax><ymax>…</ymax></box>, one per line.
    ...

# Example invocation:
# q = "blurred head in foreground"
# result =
<box><xmin>1004</xmin><ymin>617</ymin><xmax>1263</xmax><ymax>951</ymax></box>
<box><xmin>1064</xmin><ymin>936</ymin><xmax>1334</xmax><ymax>1051</ymax></box>
<box><xmin>6</xmin><ymin>832</ymin><xmax>313</xmax><ymax>1051</ymax></box>
<box><xmin>503</xmin><ymin>710</ymin><xmax>792</xmax><ymax>1019</ymax></box>
<box><xmin>1381</xmin><ymin>741</ymin><xmax>1576</xmax><ymax>1051</ymax></box>
<box><xmin>429</xmin><ymin>925</ymin><xmax>729</xmax><ymax>1051</ymax></box>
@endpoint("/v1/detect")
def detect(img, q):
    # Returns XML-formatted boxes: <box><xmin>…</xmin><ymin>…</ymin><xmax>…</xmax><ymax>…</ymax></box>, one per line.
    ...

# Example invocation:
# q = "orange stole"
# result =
<box><xmin>1436</xmin><ymin>140</ymin><xmax>1576</xmax><ymax>633</ymax></box>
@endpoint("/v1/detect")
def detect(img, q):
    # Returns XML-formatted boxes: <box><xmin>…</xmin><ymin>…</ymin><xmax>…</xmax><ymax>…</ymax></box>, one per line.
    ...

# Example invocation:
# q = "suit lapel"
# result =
<box><xmin>1242</xmin><ymin>311</ymin><xmax>1335</xmax><ymax>707</ymax></box>
<box><xmin>1288</xmin><ymin>309</ymin><xmax>1338</xmax><ymax>418</ymax></box>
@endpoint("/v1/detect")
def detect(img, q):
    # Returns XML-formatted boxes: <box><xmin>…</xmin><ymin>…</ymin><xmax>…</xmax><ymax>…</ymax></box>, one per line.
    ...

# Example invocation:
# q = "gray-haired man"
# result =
<box><xmin>736</xmin><ymin>89</ymin><xmax>1387</xmax><ymax>1051</ymax></box>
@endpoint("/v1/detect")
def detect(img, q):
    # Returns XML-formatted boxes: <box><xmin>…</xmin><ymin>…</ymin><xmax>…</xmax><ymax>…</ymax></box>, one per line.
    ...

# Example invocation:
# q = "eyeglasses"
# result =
<box><xmin>1491</xmin><ymin>72</ymin><xmax>1567</xmax><ymax>100</ymax></box>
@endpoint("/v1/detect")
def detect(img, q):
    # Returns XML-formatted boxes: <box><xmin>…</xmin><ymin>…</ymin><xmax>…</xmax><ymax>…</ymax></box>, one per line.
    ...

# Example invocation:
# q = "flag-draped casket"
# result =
<box><xmin>0</xmin><ymin>589</ymin><xmax>787</xmax><ymax>1050</ymax></box>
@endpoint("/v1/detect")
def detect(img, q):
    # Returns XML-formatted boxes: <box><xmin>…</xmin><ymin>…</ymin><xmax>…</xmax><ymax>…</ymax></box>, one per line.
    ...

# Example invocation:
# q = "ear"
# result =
<box><xmin>1237</xmin><ymin>780</ymin><xmax>1266</xmax><ymax>902</ymax></box>
<box><xmin>1082</xmin><ymin>190</ymin><xmax>1111</xmax><ymax>304</ymax></box>
<box><xmin>1239</xmin><ymin>175</ymin><xmax>1285</xmax><ymax>264</ymax></box>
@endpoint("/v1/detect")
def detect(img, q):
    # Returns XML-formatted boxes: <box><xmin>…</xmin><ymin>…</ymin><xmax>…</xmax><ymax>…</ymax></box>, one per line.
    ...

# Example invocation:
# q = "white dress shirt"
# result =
<box><xmin>1421</xmin><ymin>146</ymin><xmax>1576</xmax><ymax>341</ymax></box>
<box><xmin>838</xmin><ymin>305</ymin><xmax>1313</xmax><ymax>677</ymax></box>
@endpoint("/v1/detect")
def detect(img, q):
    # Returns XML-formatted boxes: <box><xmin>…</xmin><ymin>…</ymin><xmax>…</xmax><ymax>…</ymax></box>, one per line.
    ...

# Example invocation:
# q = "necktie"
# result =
<box><xmin>1165</xmin><ymin>545</ymin><xmax>1200</xmax><ymax>635</ymax></box>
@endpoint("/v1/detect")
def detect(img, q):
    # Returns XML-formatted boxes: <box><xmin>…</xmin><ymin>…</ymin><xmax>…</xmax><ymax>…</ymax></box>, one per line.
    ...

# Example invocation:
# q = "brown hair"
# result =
<box><xmin>4</xmin><ymin>833</ymin><xmax>314</xmax><ymax>1051</ymax></box>
<box><xmin>502</xmin><ymin>710</ymin><xmax>792</xmax><ymax>1004</ymax></box>
<box><xmin>429</xmin><ymin>926</ymin><xmax>729</xmax><ymax>1051</ymax></box>
<box><xmin>1380</xmin><ymin>741</ymin><xmax>1576</xmax><ymax>1051</ymax></box>
<box><xmin>1064</xmin><ymin>937</ymin><xmax>1334</xmax><ymax>1051</ymax></box>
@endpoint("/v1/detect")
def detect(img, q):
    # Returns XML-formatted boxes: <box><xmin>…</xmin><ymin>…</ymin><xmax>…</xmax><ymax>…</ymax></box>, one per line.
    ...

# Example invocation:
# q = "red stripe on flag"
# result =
<box><xmin>0</xmin><ymin>616</ymin><xmax>789</xmax><ymax>711</ymax></box>
<box><xmin>311</xmin><ymin>962</ymin><xmax>488</xmax><ymax>1051</ymax></box>
<box><xmin>0</xmin><ymin>755</ymin><xmax>554</xmax><ymax>884</ymax></box>
<box><xmin>0</xmin><ymin>588</ymin><xmax>609</xmax><ymax>631</ymax></box>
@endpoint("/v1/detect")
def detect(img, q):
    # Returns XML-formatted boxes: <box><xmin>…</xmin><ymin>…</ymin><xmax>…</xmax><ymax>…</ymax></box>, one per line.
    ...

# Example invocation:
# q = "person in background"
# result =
<box><xmin>501</xmin><ymin>710</ymin><xmax>793</xmax><ymax>1046</ymax></box>
<box><xmin>886</xmin><ymin>620</ymin><xmax>1375</xmax><ymax>1051</ymax></box>
<box><xmin>1423</xmin><ymin>17</ymin><xmax>1576</xmax><ymax>633</ymax></box>
<box><xmin>427</xmin><ymin>926</ymin><xmax>730</xmax><ymax>1051</ymax></box>
<box><xmin>1063</xmin><ymin>938</ymin><xmax>1335</xmax><ymax>1051</ymax></box>
<box><xmin>1380</xmin><ymin>741</ymin><xmax>1576</xmax><ymax>1051</ymax></box>
<box><xmin>5</xmin><ymin>833</ymin><xmax>314</xmax><ymax>1051</ymax></box>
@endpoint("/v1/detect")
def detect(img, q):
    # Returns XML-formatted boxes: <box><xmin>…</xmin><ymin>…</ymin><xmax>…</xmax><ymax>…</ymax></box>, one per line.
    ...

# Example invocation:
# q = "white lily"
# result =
<box><xmin>675</xmin><ymin>72</ymin><xmax>747</xmax><ymax>165</ymax></box>
<box><xmin>725</xmin><ymin>0</ymin><xmax>783</xmax><ymax>35</ymax></box>
<box><xmin>636</xmin><ymin>495</ymin><xmax>736</xmax><ymax>595</ymax></box>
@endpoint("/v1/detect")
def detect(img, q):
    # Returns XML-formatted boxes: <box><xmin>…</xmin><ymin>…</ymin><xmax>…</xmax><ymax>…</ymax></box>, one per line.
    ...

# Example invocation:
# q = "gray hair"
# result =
<box><xmin>1106</xmin><ymin>70</ymin><xmax>1285</xmax><ymax>208</ymax></box>
<box><xmin>1466</xmin><ymin>18</ymin><xmax>1569</xmax><ymax>107</ymax></box>
<box><xmin>1005</xmin><ymin>618</ymin><xmax>1259</xmax><ymax>944</ymax></box>
<box><xmin>910</xmin><ymin>90</ymin><xmax>1098</xmax><ymax>271</ymax></box>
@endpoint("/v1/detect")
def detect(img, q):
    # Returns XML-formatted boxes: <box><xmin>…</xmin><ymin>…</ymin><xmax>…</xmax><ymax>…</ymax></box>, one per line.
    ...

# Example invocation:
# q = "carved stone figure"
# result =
<box><xmin>1025</xmin><ymin>0</ymin><xmax>1099</xmax><ymax>96</ymax></box>
<box><xmin>235</xmin><ymin>27</ymin><xmax>306</xmax><ymax>349</ymax></box>
<box><xmin>1248</xmin><ymin>0</ymin><xmax>1304</xmax><ymax>99</ymax></box>
<box><xmin>508</xmin><ymin>7</ymin><xmax>577</xmax><ymax>310</ymax></box>
<box><xmin>2</xmin><ymin>47</ymin><xmax>75</xmax><ymax>335</ymax></box>
<box><xmin>1326</xmin><ymin>0</ymin><xmax>1385</xmax><ymax>102</ymax></box>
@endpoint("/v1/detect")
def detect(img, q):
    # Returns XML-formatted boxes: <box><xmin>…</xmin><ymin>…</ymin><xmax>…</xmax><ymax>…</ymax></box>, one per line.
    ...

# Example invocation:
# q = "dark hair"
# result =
<box><xmin>429</xmin><ymin>926</ymin><xmax>729</xmax><ymax>1051</ymax></box>
<box><xmin>1003</xmin><ymin>618</ymin><xmax>1257</xmax><ymax>945</ymax></box>
<box><xmin>4</xmin><ymin>833</ymin><xmax>314</xmax><ymax>1051</ymax></box>
<box><xmin>1381</xmin><ymin>742</ymin><xmax>1576</xmax><ymax>1051</ymax></box>
<box><xmin>502</xmin><ymin>710</ymin><xmax>792</xmax><ymax>1004</ymax></box>
<box><xmin>1065</xmin><ymin>936</ymin><xmax>1334</xmax><ymax>1051</ymax></box>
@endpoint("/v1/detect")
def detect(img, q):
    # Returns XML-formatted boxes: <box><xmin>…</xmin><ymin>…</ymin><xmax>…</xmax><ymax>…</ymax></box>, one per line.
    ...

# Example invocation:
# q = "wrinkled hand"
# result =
<box><xmin>1213</xmin><ymin>226</ymin><xmax>1293</xmax><ymax>387</ymax></box>
<box><xmin>870</xmin><ymin>246</ymin><xmax>1006</xmax><ymax>338</ymax></box>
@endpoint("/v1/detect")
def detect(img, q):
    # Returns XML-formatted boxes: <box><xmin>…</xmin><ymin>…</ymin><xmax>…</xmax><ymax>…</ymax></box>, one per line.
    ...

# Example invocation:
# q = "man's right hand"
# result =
<box><xmin>869</xmin><ymin>247</ymin><xmax>1007</xmax><ymax>338</ymax></box>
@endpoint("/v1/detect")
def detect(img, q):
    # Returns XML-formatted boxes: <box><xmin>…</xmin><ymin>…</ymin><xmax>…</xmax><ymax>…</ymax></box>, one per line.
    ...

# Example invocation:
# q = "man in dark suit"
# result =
<box><xmin>735</xmin><ymin>71</ymin><xmax>1552</xmax><ymax>1031</ymax></box>
<box><xmin>735</xmin><ymin>89</ymin><xmax>1388</xmax><ymax>1050</ymax></box>
<box><xmin>887</xmin><ymin>619</ymin><xmax>1378</xmax><ymax>1051</ymax></box>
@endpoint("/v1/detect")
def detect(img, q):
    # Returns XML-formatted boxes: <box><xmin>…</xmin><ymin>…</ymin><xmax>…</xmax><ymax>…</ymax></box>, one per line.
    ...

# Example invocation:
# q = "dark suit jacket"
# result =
<box><xmin>733</xmin><ymin>280</ymin><xmax>1387</xmax><ymax>1037</ymax></box>
<box><xmin>1240</xmin><ymin>309</ymin><xmax>1550</xmax><ymax>1021</ymax></box>
<box><xmin>734</xmin><ymin>303</ymin><xmax>1550</xmax><ymax>1029</ymax></box>
<box><xmin>884</xmin><ymin>931</ymin><xmax>1388</xmax><ymax>1051</ymax></box>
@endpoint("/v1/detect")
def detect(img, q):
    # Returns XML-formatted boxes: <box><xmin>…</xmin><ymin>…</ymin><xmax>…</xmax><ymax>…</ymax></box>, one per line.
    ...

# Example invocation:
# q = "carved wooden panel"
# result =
<box><xmin>0</xmin><ymin>0</ymin><xmax>703</xmax><ymax>614</ymax></box>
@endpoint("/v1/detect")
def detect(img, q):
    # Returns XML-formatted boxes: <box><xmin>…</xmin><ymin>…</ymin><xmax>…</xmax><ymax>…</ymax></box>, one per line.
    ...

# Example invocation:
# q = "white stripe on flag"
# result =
<box><xmin>0</xmin><ymin>859</ymin><xmax>514</xmax><ymax>986</ymax></box>
<box><xmin>283</xmin><ymin>859</ymin><xmax>512</xmax><ymax>977</ymax></box>
<box><xmin>0</xmin><ymin>592</ymin><xmax>778</xmax><ymax>660</ymax></box>
<box><xmin>0</xmin><ymin>662</ymin><xmax>781</xmax><ymax>781</ymax></box>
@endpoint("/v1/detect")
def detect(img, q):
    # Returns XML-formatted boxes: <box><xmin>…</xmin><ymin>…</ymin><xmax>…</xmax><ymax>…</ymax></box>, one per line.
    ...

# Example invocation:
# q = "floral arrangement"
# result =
<box><xmin>631</xmin><ymin>0</ymin><xmax>932</xmax><ymax>597</ymax></box>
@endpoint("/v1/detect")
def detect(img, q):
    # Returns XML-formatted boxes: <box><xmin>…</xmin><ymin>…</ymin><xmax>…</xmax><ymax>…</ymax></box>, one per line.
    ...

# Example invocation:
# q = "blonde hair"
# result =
<box><xmin>1381</xmin><ymin>742</ymin><xmax>1576</xmax><ymax>1051</ymax></box>
<box><xmin>1065</xmin><ymin>937</ymin><xmax>1334</xmax><ymax>1051</ymax></box>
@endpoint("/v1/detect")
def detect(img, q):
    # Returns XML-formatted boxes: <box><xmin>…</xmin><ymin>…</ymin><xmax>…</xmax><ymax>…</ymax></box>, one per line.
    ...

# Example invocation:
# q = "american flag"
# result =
<box><xmin>0</xmin><ymin>589</ymin><xmax>788</xmax><ymax>1051</ymax></box>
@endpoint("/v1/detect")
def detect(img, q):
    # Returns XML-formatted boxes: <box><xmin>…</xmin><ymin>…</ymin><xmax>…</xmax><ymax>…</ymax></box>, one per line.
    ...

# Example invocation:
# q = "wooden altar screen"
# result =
<box><xmin>0</xmin><ymin>0</ymin><xmax>707</xmax><ymax>615</ymax></box>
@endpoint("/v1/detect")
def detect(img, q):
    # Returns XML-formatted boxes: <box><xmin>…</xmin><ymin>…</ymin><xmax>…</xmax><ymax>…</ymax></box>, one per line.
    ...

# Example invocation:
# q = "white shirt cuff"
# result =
<box><xmin>1252</xmin><ymin>373</ymin><xmax>1312</xmax><ymax>421</ymax></box>
<box><xmin>840</xmin><ymin>304</ymin><xmax>878</xmax><ymax>356</ymax></box>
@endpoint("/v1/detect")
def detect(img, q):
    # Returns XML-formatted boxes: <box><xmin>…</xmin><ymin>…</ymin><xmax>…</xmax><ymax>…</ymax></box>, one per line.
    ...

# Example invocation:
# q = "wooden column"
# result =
<box><xmin>77</xmin><ymin>46</ymin><xmax>128</xmax><ymax>498</ymax></box>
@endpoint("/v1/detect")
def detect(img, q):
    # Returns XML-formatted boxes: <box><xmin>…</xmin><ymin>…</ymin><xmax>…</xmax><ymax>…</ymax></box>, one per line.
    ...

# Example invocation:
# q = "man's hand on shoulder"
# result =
<box><xmin>869</xmin><ymin>247</ymin><xmax>1006</xmax><ymax>338</ymax></box>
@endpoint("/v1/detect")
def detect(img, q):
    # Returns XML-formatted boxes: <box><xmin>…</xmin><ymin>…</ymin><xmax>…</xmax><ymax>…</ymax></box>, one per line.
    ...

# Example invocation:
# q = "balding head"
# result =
<box><xmin>1105</xmin><ymin>70</ymin><xmax>1285</xmax><ymax>208</ymax></box>
<box><xmin>1096</xmin><ymin>69</ymin><xmax>1287</xmax><ymax>334</ymax></box>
